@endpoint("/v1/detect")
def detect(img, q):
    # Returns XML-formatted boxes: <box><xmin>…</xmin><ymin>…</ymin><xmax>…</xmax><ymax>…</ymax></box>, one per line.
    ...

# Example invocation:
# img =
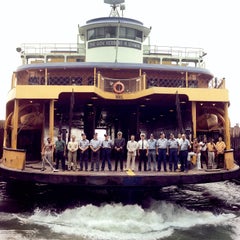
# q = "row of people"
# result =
<box><xmin>41</xmin><ymin>131</ymin><xmax>226</xmax><ymax>172</ymax></box>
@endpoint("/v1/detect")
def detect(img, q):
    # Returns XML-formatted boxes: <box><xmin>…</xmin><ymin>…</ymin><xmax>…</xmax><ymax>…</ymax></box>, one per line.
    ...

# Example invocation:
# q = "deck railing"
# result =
<box><xmin>18</xmin><ymin>43</ymin><xmax>205</xmax><ymax>67</ymax></box>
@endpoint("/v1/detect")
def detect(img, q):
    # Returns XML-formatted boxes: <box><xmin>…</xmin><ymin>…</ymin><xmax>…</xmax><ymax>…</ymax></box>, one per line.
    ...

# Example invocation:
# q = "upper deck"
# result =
<box><xmin>10</xmin><ymin>43</ymin><xmax>227</xmax><ymax>106</ymax></box>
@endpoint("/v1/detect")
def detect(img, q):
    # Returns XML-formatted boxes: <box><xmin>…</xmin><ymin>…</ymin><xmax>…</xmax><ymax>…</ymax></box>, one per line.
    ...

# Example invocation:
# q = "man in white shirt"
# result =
<box><xmin>137</xmin><ymin>133</ymin><xmax>149</xmax><ymax>171</ymax></box>
<box><xmin>67</xmin><ymin>135</ymin><xmax>79</xmax><ymax>171</ymax></box>
<box><xmin>126</xmin><ymin>135</ymin><xmax>138</xmax><ymax>171</ymax></box>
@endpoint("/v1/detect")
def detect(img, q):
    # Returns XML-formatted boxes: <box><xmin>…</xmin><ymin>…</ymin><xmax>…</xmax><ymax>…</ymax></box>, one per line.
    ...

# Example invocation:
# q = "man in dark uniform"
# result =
<box><xmin>114</xmin><ymin>131</ymin><xmax>125</xmax><ymax>171</ymax></box>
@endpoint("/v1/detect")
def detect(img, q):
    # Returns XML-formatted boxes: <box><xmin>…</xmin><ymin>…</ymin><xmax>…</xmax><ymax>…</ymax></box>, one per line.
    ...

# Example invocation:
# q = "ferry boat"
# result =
<box><xmin>0</xmin><ymin>0</ymin><xmax>239</xmax><ymax>188</ymax></box>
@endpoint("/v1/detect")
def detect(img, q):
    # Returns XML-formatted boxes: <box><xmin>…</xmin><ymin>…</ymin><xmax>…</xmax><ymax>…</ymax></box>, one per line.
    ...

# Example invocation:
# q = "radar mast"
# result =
<box><xmin>104</xmin><ymin>0</ymin><xmax>125</xmax><ymax>17</ymax></box>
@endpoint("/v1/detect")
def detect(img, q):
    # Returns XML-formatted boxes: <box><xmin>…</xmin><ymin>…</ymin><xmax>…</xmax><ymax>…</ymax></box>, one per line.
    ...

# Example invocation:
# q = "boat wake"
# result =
<box><xmin>11</xmin><ymin>200</ymin><xmax>236</xmax><ymax>240</ymax></box>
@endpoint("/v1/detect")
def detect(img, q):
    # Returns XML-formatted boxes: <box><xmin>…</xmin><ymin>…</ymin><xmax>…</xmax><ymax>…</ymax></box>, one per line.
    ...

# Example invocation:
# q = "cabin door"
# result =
<box><xmin>17</xmin><ymin>129</ymin><xmax>42</xmax><ymax>161</ymax></box>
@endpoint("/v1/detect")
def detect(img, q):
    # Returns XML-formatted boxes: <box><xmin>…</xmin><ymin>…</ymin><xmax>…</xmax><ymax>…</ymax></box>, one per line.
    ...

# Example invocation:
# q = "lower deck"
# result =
<box><xmin>1</xmin><ymin>159</ymin><xmax>239</xmax><ymax>188</ymax></box>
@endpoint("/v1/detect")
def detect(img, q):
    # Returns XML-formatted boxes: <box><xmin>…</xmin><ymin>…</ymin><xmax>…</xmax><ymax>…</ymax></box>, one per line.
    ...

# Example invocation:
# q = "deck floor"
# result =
<box><xmin>24</xmin><ymin>160</ymin><xmax>237</xmax><ymax>176</ymax></box>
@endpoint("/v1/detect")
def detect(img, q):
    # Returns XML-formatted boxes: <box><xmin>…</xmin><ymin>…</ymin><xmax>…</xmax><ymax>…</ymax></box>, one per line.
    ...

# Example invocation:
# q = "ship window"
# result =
<box><xmin>87</xmin><ymin>27</ymin><xmax>142</xmax><ymax>42</ymax></box>
<box><xmin>119</xmin><ymin>27</ymin><xmax>126</xmax><ymax>38</ymax></box>
<box><xmin>96</xmin><ymin>27</ymin><xmax>105</xmax><ymax>39</ymax></box>
<box><xmin>105</xmin><ymin>26</ymin><xmax>116</xmax><ymax>38</ymax></box>
<box><xmin>88</xmin><ymin>29</ymin><xmax>95</xmax><ymax>40</ymax></box>
<box><xmin>126</xmin><ymin>28</ymin><xmax>135</xmax><ymax>40</ymax></box>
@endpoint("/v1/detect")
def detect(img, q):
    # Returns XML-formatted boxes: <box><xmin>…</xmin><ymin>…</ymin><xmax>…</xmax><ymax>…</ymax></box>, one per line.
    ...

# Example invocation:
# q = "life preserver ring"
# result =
<box><xmin>113</xmin><ymin>81</ymin><xmax>125</xmax><ymax>94</ymax></box>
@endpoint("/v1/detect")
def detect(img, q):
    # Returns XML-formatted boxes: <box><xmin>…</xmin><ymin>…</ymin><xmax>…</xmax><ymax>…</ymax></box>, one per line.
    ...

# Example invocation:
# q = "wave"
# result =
<box><xmin>14</xmin><ymin>201</ymin><xmax>236</xmax><ymax>240</ymax></box>
<box><xmin>196</xmin><ymin>181</ymin><xmax>240</xmax><ymax>209</ymax></box>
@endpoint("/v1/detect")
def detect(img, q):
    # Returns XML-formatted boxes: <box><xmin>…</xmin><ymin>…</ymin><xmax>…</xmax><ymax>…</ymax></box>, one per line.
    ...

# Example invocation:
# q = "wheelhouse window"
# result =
<box><xmin>87</xmin><ymin>26</ymin><xmax>143</xmax><ymax>42</ymax></box>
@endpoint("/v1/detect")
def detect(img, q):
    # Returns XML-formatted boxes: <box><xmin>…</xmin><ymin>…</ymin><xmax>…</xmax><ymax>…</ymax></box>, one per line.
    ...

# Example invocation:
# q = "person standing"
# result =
<box><xmin>55</xmin><ymin>135</ymin><xmax>66</xmax><ymax>171</ymax></box>
<box><xmin>90</xmin><ymin>133</ymin><xmax>101</xmax><ymax>171</ymax></box>
<box><xmin>41</xmin><ymin>137</ymin><xmax>56</xmax><ymax>171</ymax></box>
<box><xmin>156</xmin><ymin>132</ymin><xmax>168</xmax><ymax>172</ymax></box>
<box><xmin>179</xmin><ymin>134</ymin><xmax>191</xmax><ymax>172</ymax></box>
<box><xmin>207</xmin><ymin>138</ymin><xmax>216</xmax><ymax>169</ymax></box>
<box><xmin>126</xmin><ymin>134</ymin><xmax>138</xmax><ymax>171</ymax></box>
<box><xmin>114</xmin><ymin>131</ymin><xmax>125</xmax><ymax>171</ymax></box>
<box><xmin>137</xmin><ymin>133</ymin><xmax>149</xmax><ymax>171</ymax></box>
<box><xmin>67</xmin><ymin>135</ymin><xmax>78</xmax><ymax>171</ymax></box>
<box><xmin>167</xmin><ymin>133</ymin><xmax>179</xmax><ymax>172</ymax></box>
<box><xmin>192</xmin><ymin>138</ymin><xmax>201</xmax><ymax>170</ymax></box>
<box><xmin>199</xmin><ymin>135</ymin><xmax>208</xmax><ymax>169</ymax></box>
<box><xmin>101</xmin><ymin>134</ymin><xmax>113</xmax><ymax>171</ymax></box>
<box><xmin>147</xmin><ymin>133</ymin><xmax>157</xmax><ymax>171</ymax></box>
<box><xmin>79</xmin><ymin>133</ymin><xmax>89</xmax><ymax>171</ymax></box>
<box><xmin>215</xmin><ymin>136</ymin><xmax>226</xmax><ymax>169</ymax></box>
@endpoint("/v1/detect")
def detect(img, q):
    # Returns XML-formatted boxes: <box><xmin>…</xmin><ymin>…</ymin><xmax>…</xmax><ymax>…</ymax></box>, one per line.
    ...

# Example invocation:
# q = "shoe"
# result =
<box><xmin>53</xmin><ymin>169</ymin><xmax>59</xmax><ymax>172</ymax></box>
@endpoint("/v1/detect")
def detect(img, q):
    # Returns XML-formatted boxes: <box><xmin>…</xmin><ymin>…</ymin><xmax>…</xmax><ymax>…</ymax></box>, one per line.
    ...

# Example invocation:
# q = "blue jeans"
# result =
<box><xmin>158</xmin><ymin>149</ymin><xmax>167</xmax><ymax>171</ymax></box>
<box><xmin>169</xmin><ymin>148</ymin><xmax>178</xmax><ymax>171</ymax></box>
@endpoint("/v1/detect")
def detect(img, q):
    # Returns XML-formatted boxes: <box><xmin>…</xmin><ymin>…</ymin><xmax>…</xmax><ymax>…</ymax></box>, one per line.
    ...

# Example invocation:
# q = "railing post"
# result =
<box><xmin>185</xmin><ymin>72</ymin><xmax>188</xmax><ymax>88</ymax></box>
<box><xmin>11</xmin><ymin>99</ymin><xmax>19</xmax><ymax>149</ymax></box>
<box><xmin>49</xmin><ymin>100</ymin><xmax>55</xmax><ymax>142</ymax></box>
<box><xmin>97</xmin><ymin>71</ymin><xmax>101</xmax><ymax>88</ymax></box>
<box><xmin>224</xmin><ymin>102</ymin><xmax>231</xmax><ymax>150</ymax></box>
<box><xmin>191</xmin><ymin>101</ymin><xmax>197</xmax><ymax>139</ymax></box>
<box><xmin>94</xmin><ymin>67</ymin><xmax>97</xmax><ymax>86</ymax></box>
<box><xmin>143</xmin><ymin>72</ymin><xmax>146</xmax><ymax>90</ymax></box>
<box><xmin>45</xmin><ymin>68</ymin><xmax>48</xmax><ymax>85</ymax></box>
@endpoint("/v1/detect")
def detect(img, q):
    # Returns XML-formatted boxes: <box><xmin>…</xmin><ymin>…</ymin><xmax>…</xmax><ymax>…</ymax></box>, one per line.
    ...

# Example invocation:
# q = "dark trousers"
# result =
<box><xmin>80</xmin><ymin>150</ymin><xmax>88</xmax><ymax>170</ymax></box>
<box><xmin>114</xmin><ymin>150</ymin><xmax>124</xmax><ymax>171</ymax></box>
<box><xmin>169</xmin><ymin>149</ymin><xmax>178</xmax><ymax>171</ymax></box>
<box><xmin>138</xmin><ymin>149</ymin><xmax>147</xmax><ymax>171</ymax></box>
<box><xmin>101</xmin><ymin>148</ymin><xmax>112</xmax><ymax>170</ymax></box>
<box><xmin>56</xmin><ymin>151</ymin><xmax>65</xmax><ymax>170</ymax></box>
<box><xmin>158</xmin><ymin>149</ymin><xmax>167</xmax><ymax>171</ymax></box>
<box><xmin>201</xmin><ymin>150</ymin><xmax>208</xmax><ymax>168</ymax></box>
<box><xmin>91</xmin><ymin>150</ymin><xmax>100</xmax><ymax>171</ymax></box>
<box><xmin>216</xmin><ymin>153</ymin><xmax>224</xmax><ymax>168</ymax></box>
<box><xmin>180</xmin><ymin>150</ymin><xmax>188</xmax><ymax>171</ymax></box>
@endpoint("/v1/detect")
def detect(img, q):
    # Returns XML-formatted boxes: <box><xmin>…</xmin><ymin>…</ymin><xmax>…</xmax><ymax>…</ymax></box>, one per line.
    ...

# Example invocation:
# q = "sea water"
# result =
<box><xmin>0</xmin><ymin>180</ymin><xmax>240</xmax><ymax>240</ymax></box>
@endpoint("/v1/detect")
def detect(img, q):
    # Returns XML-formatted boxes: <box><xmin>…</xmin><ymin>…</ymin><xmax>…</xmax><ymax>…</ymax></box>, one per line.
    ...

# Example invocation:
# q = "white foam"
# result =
<box><xmin>18</xmin><ymin>201</ymin><xmax>236</xmax><ymax>240</ymax></box>
<box><xmin>196</xmin><ymin>181</ymin><xmax>240</xmax><ymax>207</ymax></box>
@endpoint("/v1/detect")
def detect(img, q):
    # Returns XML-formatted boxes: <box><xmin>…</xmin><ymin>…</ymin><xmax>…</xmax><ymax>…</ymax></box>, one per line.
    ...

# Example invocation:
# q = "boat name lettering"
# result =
<box><xmin>115</xmin><ymin>95</ymin><xmax>123</xmax><ymax>99</ymax></box>
<box><xmin>88</xmin><ymin>40</ymin><xmax>141</xmax><ymax>50</ymax></box>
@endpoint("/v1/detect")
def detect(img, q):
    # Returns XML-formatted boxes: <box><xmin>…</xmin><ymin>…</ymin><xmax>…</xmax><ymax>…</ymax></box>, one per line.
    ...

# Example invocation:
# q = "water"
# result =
<box><xmin>0</xmin><ymin>180</ymin><xmax>240</xmax><ymax>240</ymax></box>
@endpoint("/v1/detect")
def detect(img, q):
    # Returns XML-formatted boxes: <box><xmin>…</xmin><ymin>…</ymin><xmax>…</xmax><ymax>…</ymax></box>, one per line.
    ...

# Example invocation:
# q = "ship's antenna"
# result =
<box><xmin>104</xmin><ymin>0</ymin><xmax>125</xmax><ymax>17</ymax></box>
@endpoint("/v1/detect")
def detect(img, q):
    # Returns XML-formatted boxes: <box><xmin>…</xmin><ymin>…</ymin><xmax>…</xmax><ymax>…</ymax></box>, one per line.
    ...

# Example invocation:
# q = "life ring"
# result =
<box><xmin>113</xmin><ymin>81</ymin><xmax>125</xmax><ymax>94</ymax></box>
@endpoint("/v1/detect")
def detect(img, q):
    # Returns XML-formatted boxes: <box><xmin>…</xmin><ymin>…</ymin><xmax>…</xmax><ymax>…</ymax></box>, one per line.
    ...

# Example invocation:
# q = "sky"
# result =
<box><xmin>0</xmin><ymin>0</ymin><xmax>239</xmax><ymax>126</ymax></box>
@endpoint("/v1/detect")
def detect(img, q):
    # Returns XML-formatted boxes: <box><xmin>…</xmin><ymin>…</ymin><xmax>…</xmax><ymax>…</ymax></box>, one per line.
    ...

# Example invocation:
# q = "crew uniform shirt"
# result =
<box><xmin>102</xmin><ymin>139</ymin><xmax>113</xmax><ymax>148</ymax></box>
<box><xmin>90</xmin><ymin>139</ymin><xmax>102</xmax><ymax>150</ymax></box>
<box><xmin>79</xmin><ymin>139</ymin><xmax>89</xmax><ymax>150</ymax></box>
<box><xmin>156</xmin><ymin>138</ymin><xmax>168</xmax><ymax>149</ymax></box>
<box><xmin>179</xmin><ymin>139</ymin><xmax>190</xmax><ymax>151</ymax></box>
<box><xmin>148</xmin><ymin>139</ymin><xmax>157</xmax><ymax>150</ymax></box>
<box><xmin>138</xmin><ymin>139</ymin><xmax>149</xmax><ymax>150</ymax></box>
<box><xmin>168</xmin><ymin>138</ymin><xmax>179</xmax><ymax>149</ymax></box>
